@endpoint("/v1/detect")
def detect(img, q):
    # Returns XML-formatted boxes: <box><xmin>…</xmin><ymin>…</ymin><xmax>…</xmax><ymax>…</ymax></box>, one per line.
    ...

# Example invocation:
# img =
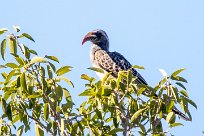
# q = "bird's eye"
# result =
<box><xmin>95</xmin><ymin>32</ymin><xmax>102</xmax><ymax>38</ymax></box>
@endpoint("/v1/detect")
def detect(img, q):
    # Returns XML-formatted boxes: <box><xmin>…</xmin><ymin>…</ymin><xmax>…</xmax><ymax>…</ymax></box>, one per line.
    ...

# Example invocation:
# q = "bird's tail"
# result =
<box><xmin>134</xmin><ymin>81</ymin><xmax>192</xmax><ymax>121</ymax></box>
<box><xmin>172</xmin><ymin>107</ymin><xmax>192</xmax><ymax>121</ymax></box>
<box><xmin>142</xmin><ymin>89</ymin><xmax>191</xmax><ymax>121</ymax></box>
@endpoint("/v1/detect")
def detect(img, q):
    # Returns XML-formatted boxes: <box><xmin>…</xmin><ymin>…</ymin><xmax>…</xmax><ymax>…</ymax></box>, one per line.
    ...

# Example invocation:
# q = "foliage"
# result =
<box><xmin>0</xmin><ymin>26</ymin><xmax>196</xmax><ymax>136</ymax></box>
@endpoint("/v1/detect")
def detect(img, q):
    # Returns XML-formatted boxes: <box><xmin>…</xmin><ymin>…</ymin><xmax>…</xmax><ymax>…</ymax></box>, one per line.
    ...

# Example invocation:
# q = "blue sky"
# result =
<box><xmin>1</xmin><ymin>0</ymin><xmax>204</xmax><ymax>135</ymax></box>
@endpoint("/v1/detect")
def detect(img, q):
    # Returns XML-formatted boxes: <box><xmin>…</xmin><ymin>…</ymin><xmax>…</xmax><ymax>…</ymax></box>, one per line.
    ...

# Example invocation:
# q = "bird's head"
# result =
<box><xmin>82</xmin><ymin>29</ymin><xmax>109</xmax><ymax>50</ymax></box>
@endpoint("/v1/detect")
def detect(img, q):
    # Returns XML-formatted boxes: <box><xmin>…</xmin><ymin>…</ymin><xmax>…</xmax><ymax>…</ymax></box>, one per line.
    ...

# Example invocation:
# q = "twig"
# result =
<box><xmin>114</xmin><ymin>89</ymin><xmax>128</xmax><ymax>136</ymax></box>
<box><xmin>14</xmin><ymin>106</ymin><xmax>54</xmax><ymax>135</ymax></box>
<box><xmin>69</xmin><ymin>111</ymin><xmax>95</xmax><ymax>122</ymax></box>
<box><xmin>119</xmin><ymin>90</ymin><xmax>128</xmax><ymax>103</ymax></box>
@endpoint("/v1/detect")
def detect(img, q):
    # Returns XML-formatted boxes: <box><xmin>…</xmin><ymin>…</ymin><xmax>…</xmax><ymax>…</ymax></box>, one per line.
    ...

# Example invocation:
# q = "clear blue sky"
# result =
<box><xmin>1</xmin><ymin>0</ymin><xmax>204</xmax><ymax>135</ymax></box>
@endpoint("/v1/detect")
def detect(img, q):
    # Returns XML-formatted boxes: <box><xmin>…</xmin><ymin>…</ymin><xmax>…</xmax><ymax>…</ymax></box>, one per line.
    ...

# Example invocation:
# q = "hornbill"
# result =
<box><xmin>82</xmin><ymin>29</ymin><xmax>191</xmax><ymax>121</ymax></box>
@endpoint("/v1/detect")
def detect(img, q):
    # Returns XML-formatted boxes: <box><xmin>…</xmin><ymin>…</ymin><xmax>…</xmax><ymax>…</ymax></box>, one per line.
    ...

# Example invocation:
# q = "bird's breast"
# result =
<box><xmin>90</xmin><ymin>44</ymin><xmax>107</xmax><ymax>79</ymax></box>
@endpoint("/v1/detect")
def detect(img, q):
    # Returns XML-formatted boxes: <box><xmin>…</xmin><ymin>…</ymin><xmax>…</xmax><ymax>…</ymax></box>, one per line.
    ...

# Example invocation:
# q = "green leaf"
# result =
<box><xmin>56</xmin><ymin>85</ymin><xmax>63</xmax><ymax>101</ymax></box>
<box><xmin>13</xmin><ymin>25</ymin><xmax>20</xmax><ymax>32</ymax></box>
<box><xmin>45</xmin><ymin>55</ymin><xmax>59</xmax><ymax>63</ymax></box>
<box><xmin>179</xmin><ymin>98</ymin><xmax>186</xmax><ymax>113</ymax></box>
<box><xmin>171</xmin><ymin>86</ymin><xmax>179</xmax><ymax>102</ymax></box>
<box><xmin>30</xmin><ymin>56</ymin><xmax>47</xmax><ymax>64</ymax></box>
<box><xmin>77</xmin><ymin>121</ymin><xmax>84</xmax><ymax>133</ymax></box>
<box><xmin>35</xmin><ymin>124</ymin><xmax>44</xmax><ymax>136</ymax></box>
<box><xmin>166</xmin><ymin>100</ymin><xmax>174</xmax><ymax>113</ymax></box>
<box><xmin>13</xmin><ymin>55</ymin><xmax>24</xmax><ymax>65</ymax></box>
<box><xmin>63</xmin><ymin>88</ymin><xmax>71</xmax><ymax>100</ymax></box>
<box><xmin>27</xmin><ymin>94</ymin><xmax>41</xmax><ymax>99</ymax></box>
<box><xmin>132</xmin><ymin>65</ymin><xmax>145</xmax><ymax>69</ymax></box>
<box><xmin>102</xmin><ymin>88</ymin><xmax>112</xmax><ymax>96</ymax></box>
<box><xmin>131</xmin><ymin>108</ymin><xmax>147</xmax><ymax>122</ymax></box>
<box><xmin>170</xmin><ymin>122</ymin><xmax>183</xmax><ymax>128</ymax></box>
<box><xmin>56</xmin><ymin>66</ymin><xmax>72</xmax><ymax>76</ymax></box>
<box><xmin>166</xmin><ymin>112</ymin><xmax>175</xmax><ymax>124</ymax></box>
<box><xmin>1</xmin><ymin>39</ymin><xmax>6</xmax><ymax>60</ymax></box>
<box><xmin>40</xmin><ymin>66</ymin><xmax>45</xmax><ymax>77</ymax></box>
<box><xmin>71</xmin><ymin>122</ymin><xmax>79</xmax><ymax>135</ymax></box>
<box><xmin>5</xmin><ymin>63</ymin><xmax>18</xmax><ymax>68</ymax></box>
<box><xmin>176</xmin><ymin>82</ymin><xmax>186</xmax><ymax>90</ymax></box>
<box><xmin>139</xmin><ymin>124</ymin><xmax>146</xmax><ymax>133</ymax></box>
<box><xmin>47</xmin><ymin>65</ymin><xmax>53</xmax><ymax>78</ymax></box>
<box><xmin>46</xmin><ymin>123</ymin><xmax>52</xmax><ymax>133</ymax></box>
<box><xmin>186</xmin><ymin>109</ymin><xmax>192</xmax><ymax>121</ymax></box>
<box><xmin>95</xmin><ymin>108</ymin><xmax>102</xmax><ymax>119</ymax></box>
<box><xmin>79</xmin><ymin>101</ymin><xmax>87</xmax><ymax>114</ymax></box>
<box><xmin>17</xmin><ymin>76</ymin><xmax>21</xmax><ymax>88</ymax></box>
<box><xmin>116</xmin><ymin>71</ymin><xmax>122</xmax><ymax>89</ymax></box>
<box><xmin>43</xmin><ymin>103</ymin><xmax>49</xmax><ymax>120</ymax></box>
<box><xmin>48</xmin><ymin>62</ymin><xmax>56</xmax><ymax>72</ymax></box>
<box><xmin>78</xmin><ymin>88</ymin><xmax>95</xmax><ymax>96</ymax></box>
<box><xmin>171</xmin><ymin>68</ymin><xmax>185</xmax><ymax>77</ymax></box>
<box><xmin>159</xmin><ymin>77</ymin><xmax>167</xmax><ymax>86</ymax></box>
<box><xmin>1</xmin><ymin>98</ymin><xmax>7</xmax><ymax>113</ymax></box>
<box><xmin>180</xmin><ymin>90</ymin><xmax>188</xmax><ymax>97</ymax></box>
<box><xmin>60</xmin><ymin>119</ymin><xmax>65</xmax><ymax>136</ymax></box>
<box><xmin>52</xmin><ymin>121</ymin><xmax>57</xmax><ymax>135</ymax></box>
<box><xmin>171</xmin><ymin>76</ymin><xmax>187</xmax><ymax>83</ymax></box>
<box><xmin>105</xmin><ymin>117</ymin><xmax>113</xmax><ymax>123</ymax></box>
<box><xmin>113</xmin><ymin>117</ymin><xmax>119</xmax><ymax>128</ymax></box>
<box><xmin>137</xmin><ymin>87</ymin><xmax>146</xmax><ymax>96</ymax></box>
<box><xmin>5</xmin><ymin>69</ymin><xmax>16</xmax><ymax>83</ymax></box>
<box><xmin>9</xmin><ymin>38</ymin><xmax>17</xmax><ymax>54</ymax></box>
<box><xmin>22</xmin><ymin>33</ymin><xmax>35</xmax><ymax>42</ymax></box>
<box><xmin>88</xmin><ymin>67</ymin><xmax>104</xmax><ymax>73</ymax></box>
<box><xmin>127</xmin><ymin>70</ymin><xmax>132</xmax><ymax>86</ymax></box>
<box><xmin>29</xmin><ymin>49</ymin><xmax>38</xmax><ymax>55</ymax></box>
<box><xmin>20</xmin><ymin>72</ymin><xmax>28</xmax><ymax>92</ymax></box>
<box><xmin>0</xmin><ymin>118</ymin><xmax>2</xmax><ymax>135</ymax></box>
<box><xmin>110</xmin><ymin>80</ymin><xmax>116</xmax><ymax>89</ymax></box>
<box><xmin>56</xmin><ymin>106</ymin><xmax>61</xmax><ymax>113</ymax></box>
<box><xmin>58</xmin><ymin>76</ymin><xmax>74</xmax><ymax>87</ymax></box>
<box><xmin>108</xmin><ymin>128</ymin><xmax>123</xmax><ymax>134</ymax></box>
<box><xmin>6</xmin><ymin>103</ymin><xmax>12</xmax><ymax>121</ymax></box>
<box><xmin>102</xmin><ymin>72</ymin><xmax>111</xmax><ymax>84</ymax></box>
<box><xmin>4</xmin><ymin>88</ymin><xmax>14</xmax><ymax>100</ymax></box>
<box><xmin>81</xmin><ymin>74</ymin><xmax>94</xmax><ymax>82</ymax></box>
<box><xmin>1</xmin><ymin>72</ymin><xmax>7</xmax><ymax>79</ymax></box>
<box><xmin>0</xmin><ymin>28</ymin><xmax>8</xmax><ymax>35</ymax></box>
<box><xmin>183</xmin><ymin>97</ymin><xmax>197</xmax><ymax>109</ymax></box>
<box><xmin>63</xmin><ymin>88</ymin><xmax>74</xmax><ymax>107</ymax></box>
<box><xmin>17</xmin><ymin>125</ymin><xmax>24</xmax><ymax>136</ymax></box>
<box><xmin>41</xmin><ymin>77</ymin><xmax>47</xmax><ymax>92</ymax></box>
<box><xmin>21</xmin><ymin>44</ymin><xmax>30</xmax><ymax>59</ymax></box>
<box><xmin>12</xmin><ymin>115</ymin><xmax>20</xmax><ymax>124</ymax></box>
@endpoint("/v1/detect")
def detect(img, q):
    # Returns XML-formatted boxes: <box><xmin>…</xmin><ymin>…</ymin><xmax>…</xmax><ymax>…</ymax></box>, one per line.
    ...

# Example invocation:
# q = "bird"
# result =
<box><xmin>82</xmin><ymin>29</ymin><xmax>191</xmax><ymax>121</ymax></box>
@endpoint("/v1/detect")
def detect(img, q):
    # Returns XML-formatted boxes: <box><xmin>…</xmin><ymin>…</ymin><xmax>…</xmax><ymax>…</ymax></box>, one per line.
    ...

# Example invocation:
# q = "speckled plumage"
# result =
<box><xmin>91</xmin><ymin>45</ymin><xmax>147</xmax><ymax>85</ymax></box>
<box><xmin>82</xmin><ymin>29</ymin><xmax>191</xmax><ymax>121</ymax></box>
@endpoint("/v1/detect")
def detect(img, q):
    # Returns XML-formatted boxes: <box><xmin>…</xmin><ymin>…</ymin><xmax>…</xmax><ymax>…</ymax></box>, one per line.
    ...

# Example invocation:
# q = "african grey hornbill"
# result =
<box><xmin>82</xmin><ymin>29</ymin><xmax>191</xmax><ymax>121</ymax></box>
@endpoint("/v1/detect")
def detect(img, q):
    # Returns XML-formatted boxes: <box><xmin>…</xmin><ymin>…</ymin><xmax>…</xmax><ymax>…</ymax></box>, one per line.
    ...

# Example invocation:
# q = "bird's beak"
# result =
<box><xmin>82</xmin><ymin>32</ymin><xmax>93</xmax><ymax>45</ymax></box>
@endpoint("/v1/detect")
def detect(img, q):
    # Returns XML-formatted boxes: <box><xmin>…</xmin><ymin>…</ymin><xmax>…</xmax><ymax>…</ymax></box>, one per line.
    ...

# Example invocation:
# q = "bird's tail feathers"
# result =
<box><xmin>172</xmin><ymin>107</ymin><xmax>192</xmax><ymax>121</ymax></box>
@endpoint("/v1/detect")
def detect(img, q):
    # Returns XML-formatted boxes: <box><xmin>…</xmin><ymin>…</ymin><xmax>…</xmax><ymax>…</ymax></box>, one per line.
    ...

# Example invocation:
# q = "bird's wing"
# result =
<box><xmin>94</xmin><ymin>50</ymin><xmax>148</xmax><ymax>85</ymax></box>
<box><xmin>94</xmin><ymin>50</ymin><xmax>191</xmax><ymax>121</ymax></box>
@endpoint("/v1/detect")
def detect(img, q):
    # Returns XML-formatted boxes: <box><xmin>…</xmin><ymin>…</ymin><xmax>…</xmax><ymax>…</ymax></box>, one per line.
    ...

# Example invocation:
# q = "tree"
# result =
<box><xmin>0</xmin><ymin>26</ymin><xmax>196</xmax><ymax>136</ymax></box>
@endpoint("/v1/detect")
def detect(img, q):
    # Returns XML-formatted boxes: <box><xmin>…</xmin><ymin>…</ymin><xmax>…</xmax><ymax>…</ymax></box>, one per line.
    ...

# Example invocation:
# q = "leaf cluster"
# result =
<box><xmin>78</xmin><ymin>67</ymin><xmax>196</xmax><ymax>135</ymax></box>
<box><xmin>0</xmin><ymin>27</ymin><xmax>196</xmax><ymax>136</ymax></box>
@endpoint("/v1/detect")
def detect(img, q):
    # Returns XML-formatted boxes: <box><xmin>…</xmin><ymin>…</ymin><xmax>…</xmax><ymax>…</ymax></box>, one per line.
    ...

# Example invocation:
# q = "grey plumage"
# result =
<box><xmin>82</xmin><ymin>29</ymin><xmax>191</xmax><ymax>121</ymax></box>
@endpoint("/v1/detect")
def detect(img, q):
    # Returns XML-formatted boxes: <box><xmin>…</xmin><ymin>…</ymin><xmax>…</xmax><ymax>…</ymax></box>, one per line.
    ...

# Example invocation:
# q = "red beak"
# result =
<box><xmin>82</xmin><ymin>32</ymin><xmax>93</xmax><ymax>45</ymax></box>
